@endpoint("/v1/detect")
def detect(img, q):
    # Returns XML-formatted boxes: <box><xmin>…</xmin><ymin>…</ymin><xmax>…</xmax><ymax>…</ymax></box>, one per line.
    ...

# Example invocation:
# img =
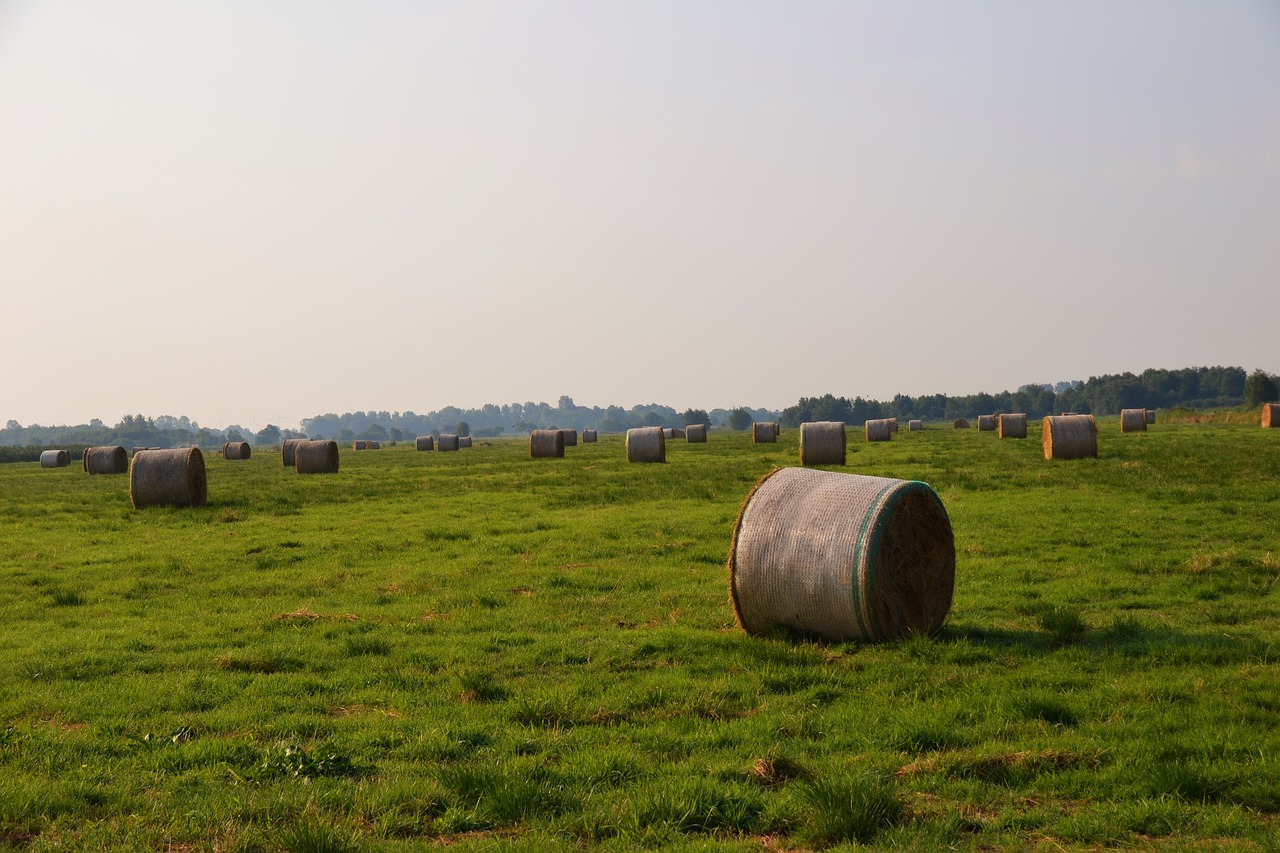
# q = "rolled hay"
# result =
<box><xmin>729</xmin><ymin>467</ymin><xmax>955</xmax><ymax>643</ymax></box>
<box><xmin>582</xmin><ymin>429</ymin><xmax>598</xmax><ymax>443</ymax></box>
<box><xmin>1262</xmin><ymin>403</ymin><xmax>1280</xmax><ymax>428</ymax></box>
<box><xmin>530</xmin><ymin>429</ymin><xmax>565</xmax><ymax>458</ymax></box>
<box><xmin>415</xmin><ymin>436</ymin><xmax>434</xmax><ymax>451</ymax></box>
<box><xmin>40</xmin><ymin>449</ymin><xmax>70</xmax><ymax>468</ymax></box>
<box><xmin>1144</xmin><ymin>408</ymin><xmax>1156</xmax><ymax>425</ymax></box>
<box><xmin>998</xmin><ymin>413</ymin><xmax>1028</xmax><ymax>439</ymax></box>
<box><xmin>281</xmin><ymin>438</ymin><xmax>305</xmax><ymax>467</ymax></box>
<box><xmin>626</xmin><ymin>426</ymin><xmax>666</xmax><ymax>463</ymax></box>
<box><xmin>353</xmin><ymin>440</ymin><xmax>381</xmax><ymax>450</ymax></box>
<box><xmin>559</xmin><ymin>429</ymin><xmax>578</xmax><ymax>447</ymax></box>
<box><xmin>673</xmin><ymin>428</ymin><xmax>685</xmax><ymax>439</ymax></box>
<box><xmin>129</xmin><ymin>448</ymin><xmax>207</xmax><ymax>509</ymax></box>
<box><xmin>909</xmin><ymin>420</ymin><xmax>924</xmax><ymax>432</ymax></box>
<box><xmin>437</xmin><ymin>434</ymin><xmax>460</xmax><ymax>452</ymax></box>
<box><xmin>295</xmin><ymin>439</ymin><xmax>340</xmax><ymax>474</ymax></box>
<box><xmin>753</xmin><ymin>422</ymin><xmax>778</xmax><ymax>443</ymax></box>
<box><xmin>1120</xmin><ymin>409</ymin><xmax>1147</xmax><ymax>433</ymax></box>
<box><xmin>223</xmin><ymin>441</ymin><xmax>251</xmax><ymax>460</ymax></box>
<box><xmin>799</xmin><ymin>421</ymin><xmax>846</xmax><ymax>466</ymax></box>
<box><xmin>888</xmin><ymin>417</ymin><xmax>899</xmax><ymax>434</ymax></box>
<box><xmin>662</xmin><ymin>428</ymin><xmax>675</xmax><ymax>439</ymax></box>
<box><xmin>865</xmin><ymin>419</ymin><xmax>892</xmax><ymax>442</ymax></box>
<box><xmin>458</xmin><ymin>436</ymin><xmax>472</xmax><ymax>448</ymax></box>
<box><xmin>686</xmin><ymin>423</ymin><xmax>708</xmax><ymax>443</ymax></box>
<box><xmin>83</xmin><ymin>445</ymin><xmax>128</xmax><ymax>475</ymax></box>
<box><xmin>953</xmin><ymin>418</ymin><xmax>970</xmax><ymax>429</ymax></box>
<box><xmin>976</xmin><ymin>415</ymin><xmax>997</xmax><ymax>431</ymax></box>
<box><xmin>1042</xmin><ymin>415</ymin><xmax>1097</xmax><ymax>460</ymax></box>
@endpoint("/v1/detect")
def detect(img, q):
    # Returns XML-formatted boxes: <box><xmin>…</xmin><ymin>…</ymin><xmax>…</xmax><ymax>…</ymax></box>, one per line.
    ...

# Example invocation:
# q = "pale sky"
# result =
<box><xmin>2</xmin><ymin>2</ymin><xmax>1278</xmax><ymax>431</ymax></box>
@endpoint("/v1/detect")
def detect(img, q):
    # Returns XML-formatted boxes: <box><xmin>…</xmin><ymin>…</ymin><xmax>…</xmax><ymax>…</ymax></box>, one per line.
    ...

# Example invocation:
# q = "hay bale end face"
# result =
<box><xmin>84</xmin><ymin>446</ymin><xmax>128</xmax><ymax>475</ymax></box>
<box><xmin>998</xmin><ymin>413</ymin><xmax>1028</xmax><ymax>439</ymax></box>
<box><xmin>223</xmin><ymin>441</ymin><xmax>251</xmax><ymax>460</ymax></box>
<box><xmin>976</xmin><ymin>415</ymin><xmax>997</xmax><ymax>431</ymax></box>
<box><xmin>752</xmin><ymin>422</ymin><xmax>778</xmax><ymax>444</ymax></box>
<box><xmin>953</xmin><ymin>418</ymin><xmax>970</xmax><ymax>429</ymax></box>
<box><xmin>730</xmin><ymin>467</ymin><xmax>955</xmax><ymax>643</ymax></box>
<box><xmin>415</xmin><ymin>436</ymin><xmax>434</xmax><ymax>451</ymax></box>
<box><xmin>1043</xmin><ymin>415</ymin><xmax>1097</xmax><ymax>460</ymax></box>
<box><xmin>1264</xmin><ymin>403</ymin><xmax>1280</xmax><ymax>429</ymax></box>
<box><xmin>582</xmin><ymin>429</ymin><xmax>598</xmax><ymax>443</ymax></box>
<box><xmin>437</xmin><ymin>434</ymin><xmax>460</xmax><ymax>452</ymax></box>
<box><xmin>295</xmin><ymin>439</ymin><xmax>340</xmax><ymax>474</ymax></box>
<box><xmin>908</xmin><ymin>419</ymin><xmax>923</xmax><ymax>432</ymax></box>
<box><xmin>530</xmin><ymin>429</ymin><xmax>564</xmax><ymax>458</ymax></box>
<box><xmin>1120</xmin><ymin>409</ymin><xmax>1147</xmax><ymax>433</ymax></box>
<box><xmin>130</xmin><ymin>448</ymin><xmax>207</xmax><ymax>509</ymax></box>
<box><xmin>559</xmin><ymin>429</ymin><xmax>578</xmax><ymax>447</ymax></box>
<box><xmin>686</xmin><ymin>423</ymin><xmax>708</xmax><ymax>443</ymax></box>
<box><xmin>799</xmin><ymin>421</ymin><xmax>846</xmax><ymax>466</ymax></box>
<box><xmin>40</xmin><ymin>449</ymin><xmax>70</xmax><ymax>468</ymax></box>
<box><xmin>626</xmin><ymin>426</ymin><xmax>666</xmax><ymax>463</ymax></box>
<box><xmin>865</xmin><ymin>419</ymin><xmax>892</xmax><ymax>442</ymax></box>
<box><xmin>281</xmin><ymin>438</ymin><xmax>305</xmax><ymax>467</ymax></box>
<box><xmin>1144</xmin><ymin>409</ymin><xmax>1156</xmax><ymax>425</ymax></box>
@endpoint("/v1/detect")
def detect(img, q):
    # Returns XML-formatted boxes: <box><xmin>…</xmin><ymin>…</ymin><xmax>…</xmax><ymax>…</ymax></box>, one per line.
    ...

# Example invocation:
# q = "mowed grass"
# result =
<box><xmin>1</xmin><ymin>421</ymin><xmax>1279</xmax><ymax>850</ymax></box>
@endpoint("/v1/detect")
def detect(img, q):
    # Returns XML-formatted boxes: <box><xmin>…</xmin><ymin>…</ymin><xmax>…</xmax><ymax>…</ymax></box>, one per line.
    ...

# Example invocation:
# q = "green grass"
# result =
<box><xmin>2</xmin><ymin>422</ymin><xmax>1280</xmax><ymax>849</ymax></box>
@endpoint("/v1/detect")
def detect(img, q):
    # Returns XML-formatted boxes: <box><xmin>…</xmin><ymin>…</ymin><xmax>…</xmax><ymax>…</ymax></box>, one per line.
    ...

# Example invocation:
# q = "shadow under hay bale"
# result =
<box><xmin>582</xmin><ymin>429</ymin><xmax>598</xmax><ymax>443</ymax></box>
<box><xmin>530</xmin><ymin>429</ymin><xmax>564</xmax><ymax>458</ymax></box>
<box><xmin>753</xmin><ymin>422</ymin><xmax>778</xmax><ymax>443</ymax></box>
<box><xmin>953</xmin><ymin>418</ymin><xmax>970</xmax><ymax>429</ymax></box>
<box><xmin>223</xmin><ymin>441</ymin><xmax>251</xmax><ymax>460</ymax></box>
<box><xmin>729</xmin><ymin>467</ymin><xmax>955</xmax><ymax>643</ymax></box>
<box><xmin>1043</xmin><ymin>415</ymin><xmax>1097</xmax><ymax>460</ymax></box>
<box><xmin>998</xmin><ymin>413</ymin><xmax>1028</xmax><ymax>439</ymax></box>
<box><xmin>909</xmin><ymin>420</ymin><xmax>924</xmax><ymax>432</ymax></box>
<box><xmin>40</xmin><ymin>449</ymin><xmax>70</xmax><ymax>468</ymax></box>
<box><xmin>415</xmin><ymin>436</ymin><xmax>434</xmax><ymax>451</ymax></box>
<box><xmin>84</xmin><ymin>446</ymin><xmax>128</xmax><ymax>475</ymax></box>
<box><xmin>437</xmin><ymin>435</ymin><xmax>460</xmax><ymax>452</ymax></box>
<box><xmin>295</xmin><ymin>440</ymin><xmax>340</xmax><ymax>474</ymax></box>
<box><xmin>559</xmin><ymin>429</ymin><xmax>577</xmax><ymax>447</ymax></box>
<box><xmin>281</xmin><ymin>438</ymin><xmax>305</xmax><ymax>467</ymax></box>
<box><xmin>1120</xmin><ymin>409</ymin><xmax>1147</xmax><ymax>433</ymax></box>
<box><xmin>626</xmin><ymin>426</ymin><xmax>665</xmax><ymax>463</ymax></box>
<box><xmin>977</xmin><ymin>415</ymin><xmax>997</xmax><ymax>431</ymax></box>
<box><xmin>865</xmin><ymin>419</ymin><xmax>892</xmax><ymax>443</ymax></box>
<box><xmin>1264</xmin><ymin>404</ymin><xmax>1280</xmax><ymax>429</ymax></box>
<box><xmin>130</xmin><ymin>448</ymin><xmax>207</xmax><ymax>509</ymax></box>
<box><xmin>686</xmin><ymin>423</ymin><xmax>708</xmax><ymax>443</ymax></box>
<box><xmin>799</xmin><ymin>421</ymin><xmax>846</xmax><ymax>466</ymax></box>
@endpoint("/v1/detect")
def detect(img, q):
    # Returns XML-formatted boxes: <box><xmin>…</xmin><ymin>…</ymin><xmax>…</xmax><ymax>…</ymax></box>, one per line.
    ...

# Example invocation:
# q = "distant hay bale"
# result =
<box><xmin>626</xmin><ymin>426</ymin><xmax>666</xmax><ymax>463</ymax></box>
<box><xmin>769</xmin><ymin>422</ymin><xmax>781</xmax><ymax>436</ymax></box>
<box><xmin>865</xmin><ymin>419</ymin><xmax>892</xmax><ymax>442</ymax></box>
<box><xmin>437</xmin><ymin>434</ymin><xmax>460</xmax><ymax>452</ymax></box>
<box><xmin>1144</xmin><ymin>409</ymin><xmax>1156</xmax><ymax>425</ymax></box>
<box><xmin>40</xmin><ymin>449</ymin><xmax>70</xmax><ymax>468</ymax></box>
<box><xmin>369</xmin><ymin>440</ymin><xmax>381</xmax><ymax>449</ymax></box>
<box><xmin>559</xmin><ymin>429</ymin><xmax>578</xmax><ymax>447</ymax></box>
<box><xmin>83</xmin><ymin>445</ymin><xmax>128</xmax><ymax>475</ymax></box>
<box><xmin>752</xmin><ymin>422</ymin><xmax>778</xmax><ymax>443</ymax></box>
<box><xmin>281</xmin><ymin>438</ymin><xmax>305</xmax><ymax>467</ymax></box>
<box><xmin>582</xmin><ymin>429</ymin><xmax>598</xmax><ymax>443</ymax></box>
<box><xmin>888</xmin><ymin>417</ymin><xmax>899</xmax><ymax>434</ymax></box>
<box><xmin>662</xmin><ymin>428</ymin><xmax>675</xmax><ymax>439</ymax></box>
<box><xmin>672</xmin><ymin>428</ymin><xmax>685</xmax><ymax>439</ymax></box>
<box><xmin>530</xmin><ymin>429</ymin><xmax>565</xmax><ymax>458</ymax></box>
<box><xmin>129</xmin><ymin>448</ymin><xmax>207</xmax><ymax>509</ymax></box>
<box><xmin>223</xmin><ymin>441</ymin><xmax>251</xmax><ymax>460</ymax></box>
<box><xmin>352</xmin><ymin>440</ymin><xmax>381</xmax><ymax>450</ymax></box>
<box><xmin>909</xmin><ymin>420</ymin><xmax>924</xmax><ymax>432</ymax></box>
<box><xmin>1042</xmin><ymin>415</ymin><xmax>1097</xmax><ymax>460</ymax></box>
<box><xmin>686</xmin><ymin>423</ymin><xmax>708</xmax><ymax>443</ymax></box>
<box><xmin>953</xmin><ymin>418</ymin><xmax>970</xmax><ymax>429</ymax></box>
<box><xmin>458</xmin><ymin>436</ymin><xmax>472</xmax><ymax>448</ymax></box>
<box><xmin>1263</xmin><ymin>404</ymin><xmax>1279</xmax><ymax>429</ymax></box>
<box><xmin>415</xmin><ymin>436</ymin><xmax>434</xmax><ymax>451</ymax></box>
<box><xmin>295</xmin><ymin>439</ymin><xmax>340</xmax><ymax>474</ymax></box>
<box><xmin>729</xmin><ymin>467</ymin><xmax>955</xmax><ymax>643</ymax></box>
<box><xmin>976</xmin><ymin>415</ymin><xmax>997</xmax><ymax>431</ymax></box>
<box><xmin>998</xmin><ymin>413</ymin><xmax>1028</xmax><ymax>439</ymax></box>
<box><xmin>799</xmin><ymin>421</ymin><xmax>846</xmax><ymax>466</ymax></box>
<box><xmin>1120</xmin><ymin>409</ymin><xmax>1147</xmax><ymax>433</ymax></box>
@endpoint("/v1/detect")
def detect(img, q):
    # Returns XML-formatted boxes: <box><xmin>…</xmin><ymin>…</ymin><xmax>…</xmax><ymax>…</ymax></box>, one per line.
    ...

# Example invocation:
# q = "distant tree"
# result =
<box><xmin>254</xmin><ymin>424</ymin><xmax>282</xmax><ymax>446</ymax></box>
<box><xmin>681</xmin><ymin>408</ymin><xmax>711</xmax><ymax>427</ymax></box>
<box><xmin>364</xmin><ymin>423</ymin><xmax>388</xmax><ymax>440</ymax></box>
<box><xmin>338</xmin><ymin>428</ymin><xmax>355</xmax><ymax>442</ymax></box>
<box><xmin>727</xmin><ymin>407</ymin><xmax>753</xmax><ymax>431</ymax></box>
<box><xmin>388</xmin><ymin>427</ymin><xmax>403</xmax><ymax>442</ymax></box>
<box><xmin>225</xmin><ymin>430</ymin><xmax>246</xmax><ymax>444</ymax></box>
<box><xmin>512</xmin><ymin>420</ymin><xmax>536</xmax><ymax>433</ymax></box>
<box><xmin>454</xmin><ymin>422</ymin><xmax>471</xmax><ymax>437</ymax></box>
<box><xmin>1245</xmin><ymin>369</ymin><xmax>1279</xmax><ymax>405</ymax></box>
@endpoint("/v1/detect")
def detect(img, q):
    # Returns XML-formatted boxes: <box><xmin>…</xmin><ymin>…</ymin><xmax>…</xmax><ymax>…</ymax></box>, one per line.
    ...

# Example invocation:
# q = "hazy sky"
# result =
<box><xmin>2</xmin><ymin>2</ymin><xmax>1278</xmax><ymax>431</ymax></box>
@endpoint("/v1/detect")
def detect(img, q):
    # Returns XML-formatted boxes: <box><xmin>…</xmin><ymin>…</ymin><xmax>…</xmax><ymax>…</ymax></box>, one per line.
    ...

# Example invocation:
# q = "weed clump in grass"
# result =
<box><xmin>1037</xmin><ymin>604</ymin><xmax>1088</xmax><ymax>646</ymax></box>
<box><xmin>792</xmin><ymin>771</ymin><xmax>903</xmax><ymax>846</ymax></box>
<box><xmin>258</xmin><ymin>743</ymin><xmax>359</xmax><ymax>780</ymax></box>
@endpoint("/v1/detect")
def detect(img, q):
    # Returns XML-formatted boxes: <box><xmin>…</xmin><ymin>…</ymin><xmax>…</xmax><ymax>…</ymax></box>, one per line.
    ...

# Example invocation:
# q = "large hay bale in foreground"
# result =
<box><xmin>729</xmin><ymin>467</ymin><xmax>955</xmax><ymax>643</ymax></box>
<box><xmin>130</xmin><ymin>448</ymin><xmax>207</xmax><ymax>509</ymax></box>
<box><xmin>1120</xmin><ymin>409</ymin><xmax>1147</xmax><ymax>433</ymax></box>
<box><xmin>582</xmin><ymin>429</ymin><xmax>598</xmax><ymax>443</ymax></box>
<box><xmin>530</xmin><ymin>429</ymin><xmax>564</xmax><ymax>458</ymax></box>
<box><xmin>281</xmin><ymin>438</ymin><xmax>305</xmax><ymax>467</ymax></box>
<box><xmin>437</xmin><ymin>434</ymin><xmax>460</xmax><ymax>452</ymax></box>
<box><xmin>458</xmin><ymin>436</ymin><xmax>472</xmax><ymax>448</ymax></box>
<box><xmin>295</xmin><ymin>439</ymin><xmax>340</xmax><ymax>474</ymax></box>
<box><xmin>976</xmin><ymin>415</ymin><xmax>997</xmax><ymax>431</ymax></box>
<box><xmin>415</xmin><ymin>436</ymin><xmax>434</xmax><ymax>451</ymax></box>
<box><xmin>686</xmin><ymin>423</ymin><xmax>708</xmax><ymax>443</ymax></box>
<box><xmin>865</xmin><ymin>419</ymin><xmax>892</xmax><ymax>442</ymax></box>
<box><xmin>223</xmin><ymin>441</ymin><xmax>251</xmax><ymax>460</ymax></box>
<box><xmin>1264</xmin><ymin>404</ymin><xmax>1280</xmax><ymax>429</ymax></box>
<box><xmin>626</xmin><ymin>427</ymin><xmax>665</xmax><ymax>463</ymax></box>
<box><xmin>799</xmin><ymin>421</ymin><xmax>846</xmax><ymax>466</ymax></box>
<box><xmin>559</xmin><ymin>429</ymin><xmax>578</xmax><ymax>447</ymax></box>
<box><xmin>1144</xmin><ymin>409</ymin><xmax>1156</xmax><ymax>425</ymax></box>
<box><xmin>998</xmin><ymin>413</ymin><xmax>1028</xmax><ymax>439</ymax></box>
<box><xmin>1043</xmin><ymin>415</ymin><xmax>1097</xmax><ymax>460</ymax></box>
<box><xmin>40</xmin><ymin>449</ymin><xmax>70</xmax><ymax>468</ymax></box>
<box><xmin>752</xmin><ymin>422</ymin><xmax>777</xmax><ymax>444</ymax></box>
<box><xmin>953</xmin><ymin>418</ymin><xmax>969</xmax><ymax>429</ymax></box>
<box><xmin>83</xmin><ymin>446</ymin><xmax>128</xmax><ymax>475</ymax></box>
<box><xmin>909</xmin><ymin>420</ymin><xmax>924</xmax><ymax>432</ymax></box>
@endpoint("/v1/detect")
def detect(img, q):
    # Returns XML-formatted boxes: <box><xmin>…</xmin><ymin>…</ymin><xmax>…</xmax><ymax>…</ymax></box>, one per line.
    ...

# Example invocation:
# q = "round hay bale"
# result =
<box><xmin>1120</xmin><ymin>409</ymin><xmax>1147</xmax><ymax>433</ymax></box>
<box><xmin>799</xmin><ymin>421</ymin><xmax>846</xmax><ymax>466</ymax></box>
<box><xmin>281</xmin><ymin>438</ymin><xmax>306</xmax><ymax>467</ymax></box>
<box><xmin>530</xmin><ymin>429</ymin><xmax>565</xmax><ymax>458</ymax></box>
<box><xmin>769</xmin><ymin>422</ymin><xmax>781</xmax><ymax>437</ymax></box>
<box><xmin>40</xmin><ymin>449</ymin><xmax>70</xmax><ymax>468</ymax></box>
<box><xmin>953</xmin><ymin>418</ymin><xmax>970</xmax><ymax>429</ymax></box>
<box><xmin>1042</xmin><ymin>415</ymin><xmax>1097</xmax><ymax>460</ymax></box>
<box><xmin>415</xmin><ymin>436</ymin><xmax>434</xmax><ymax>451</ymax></box>
<box><xmin>83</xmin><ymin>445</ymin><xmax>128</xmax><ymax>475</ymax></box>
<box><xmin>129</xmin><ymin>448</ymin><xmax>207</xmax><ymax>509</ymax></box>
<box><xmin>437</xmin><ymin>434</ymin><xmax>460</xmax><ymax>452</ymax></box>
<box><xmin>559</xmin><ymin>429</ymin><xmax>578</xmax><ymax>447</ymax></box>
<box><xmin>865</xmin><ymin>419</ymin><xmax>892</xmax><ymax>442</ymax></box>
<box><xmin>909</xmin><ymin>420</ymin><xmax>924</xmax><ymax>432</ymax></box>
<box><xmin>686</xmin><ymin>423</ymin><xmax>708</xmax><ymax>443</ymax></box>
<box><xmin>223</xmin><ymin>441</ymin><xmax>251</xmax><ymax>460</ymax></box>
<box><xmin>662</xmin><ymin>428</ymin><xmax>675</xmax><ymax>439</ymax></box>
<box><xmin>729</xmin><ymin>467</ymin><xmax>955</xmax><ymax>643</ymax></box>
<box><xmin>1263</xmin><ymin>403</ymin><xmax>1280</xmax><ymax>429</ymax></box>
<box><xmin>582</xmin><ymin>429</ymin><xmax>598</xmax><ymax>443</ymax></box>
<box><xmin>672</xmin><ymin>428</ymin><xmax>685</xmax><ymax>439</ymax></box>
<box><xmin>888</xmin><ymin>417</ymin><xmax>899</xmax><ymax>434</ymax></box>
<box><xmin>1144</xmin><ymin>408</ymin><xmax>1156</xmax><ymax>425</ymax></box>
<box><xmin>295</xmin><ymin>439</ymin><xmax>340</xmax><ymax>474</ymax></box>
<box><xmin>998</xmin><ymin>413</ymin><xmax>1028</xmax><ymax>439</ymax></box>
<box><xmin>626</xmin><ymin>426</ymin><xmax>666</xmax><ymax>463</ymax></box>
<box><xmin>458</xmin><ymin>436</ymin><xmax>472</xmax><ymax>448</ymax></box>
<box><xmin>752</xmin><ymin>422</ymin><xmax>778</xmax><ymax>444</ymax></box>
<box><xmin>976</xmin><ymin>415</ymin><xmax>997</xmax><ymax>431</ymax></box>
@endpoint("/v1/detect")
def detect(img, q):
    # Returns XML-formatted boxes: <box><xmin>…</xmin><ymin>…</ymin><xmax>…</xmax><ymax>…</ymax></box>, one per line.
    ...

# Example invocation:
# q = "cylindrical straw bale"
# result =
<box><xmin>686</xmin><ymin>423</ymin><xmax>708</xmax><ymax>443</ymax></box>
<box><xmin>662</xmin><ymin>428</ymin><xmax>675</xmax><ymax>439</ymax></box>
<box><xmin>1144</xmin><ymin>409</ymin><xmax>1156</xmax><ymax>425</ymax></box>
<box><xmin>1120</xmin><ymin>409</ymin><xmax>1147</xmax><ymax>433</ymax></box>
<box><xmin>559</xmin><ymin>429</ymin><xmax>578</xmax><ymax>447</ymax></box>
<box><xmin>799</xmin><ymin>421</ymin><xmax>846</xmax><ymax>466</ymax></box>
<box><xmin>888</xmin><ymin>417</ymin><xmax>899</xmax><ymax>434</ymax></box>
<box><xmin>437</xmin><ymin>434</ymin><xmax>460</xmax><ymax>452</ymax></box>
<box><xmin>998</xmin><ymin>413</ymin><xmax>1028</xmax><ymax>439</ymax></box>
<box><xmin>223</xmin><ymin>441</ymin><xmax>251</xmax><ymax>460</ymax></box>
<box><xmin>730</xmin><ymin>467</ymin><xmax>955</xmax><ymax>643</ymax></box>
<box><xmin>909</xmin><ymin>420</ymin><xmax>924</xmax><ymax>432</ymax></box>
<box><xmin>1264</xmin><ymin>403</ymin><xmax>1280</xmax><ymax>429</ymax></box>
<box><xmin>415</xmin><ymin>436</ymin><xmax>434</xmax><ymax>451</ymax></box>
<box><xmin>281</xmin><ymin>438</ymin><xmax>305</xmax><ymax>467</ymax></box>
<box><xmin>865</xmin><ymin>419</ymin><xmax>892</xmax><ymax>442</ymax></box>
<box><xmin>40</xmin><ymin>449</ymin><xmax>70</xmax><ymax>468</ymax></box>
<box><xmin>977</xmin><ymin>415</ymin><xmax>997</xmax><ymax>431</ymax></box>
<box><xmin>458</xmin><ymin>436</ymin><xmax>472</xmax><ymax>448</ymax></box>
<box><xmin>295</xmin><ymin>439</ymin><xmax>340</xmax><ymax>474</ymax></box>
<box><xmin>130</xmin><ymin>448</ymin><xmax>207</xmax><ymax>509</ymax></box>
<box><xmin>626</xmin><ymin>427</ymin><xmax>666</xmax><ymax>463</ymax></box>
<box><xmin>582</xmin><ymin>429</ymin><xmax>598</xmax><ymax>443</ymax></box>
<box><xmin>1042</xmin><ymin>415</ymin><xmax>1098</xmax><ymax>460</ymax></box>
<box><xmin>752</xmin><ymin>422</ymin><xmax>777</xmax><ymax>443</ymax></box>
<box><xmin>769</xmin><ymin>422</ymin><xmax>781</xmax><ymax>437</ymax></box>
<box><xmin>953</xmin><ymin>418</ymin><xmax>970</xmax><ymax>429</ymax></box>
<box><xmin>530</xmin><ymin>429</ymin><xmax>565</xmax><ymax>458</ymax></box>
<box><xmin>83</xmin><ymin>445</ymin><xmax>128</xmax><ymax>475</ymax></box>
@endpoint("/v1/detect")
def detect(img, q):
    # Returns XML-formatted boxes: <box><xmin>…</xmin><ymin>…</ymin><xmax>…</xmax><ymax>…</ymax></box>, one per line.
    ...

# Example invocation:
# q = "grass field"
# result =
<box><xmin>2</xmin><ymin>420</ymin><xmax>1279</xmax><ymax>851</ymax></box>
